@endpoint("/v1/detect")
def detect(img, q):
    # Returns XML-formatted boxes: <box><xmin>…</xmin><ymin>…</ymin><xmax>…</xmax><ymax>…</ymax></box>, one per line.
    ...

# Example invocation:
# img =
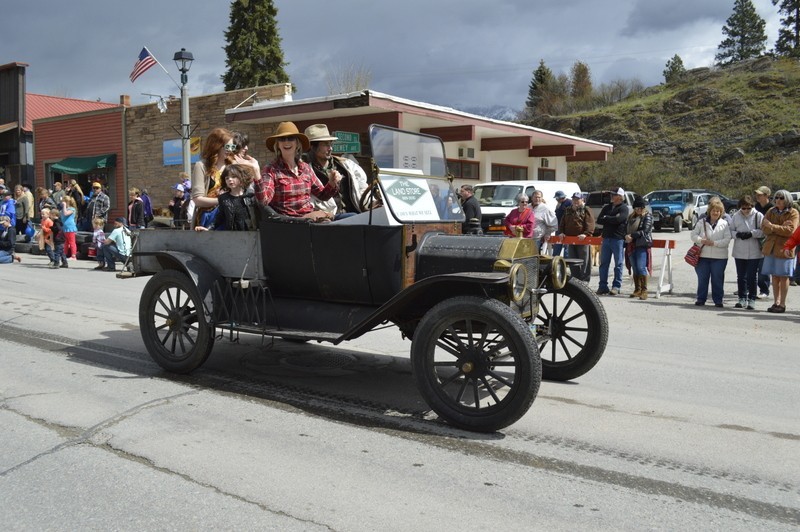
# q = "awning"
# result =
<box><xmin>51</xmin><ymin>154</ymin><xmax>117</xmax><ymax>174</ymax></box>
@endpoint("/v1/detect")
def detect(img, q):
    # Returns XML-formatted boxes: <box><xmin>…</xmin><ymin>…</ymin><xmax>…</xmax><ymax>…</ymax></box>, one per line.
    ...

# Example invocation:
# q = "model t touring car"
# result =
<box><xmin>131</xmin><ymin>125</ymin><xmax>609</xmax><ymax>432</ymax></box>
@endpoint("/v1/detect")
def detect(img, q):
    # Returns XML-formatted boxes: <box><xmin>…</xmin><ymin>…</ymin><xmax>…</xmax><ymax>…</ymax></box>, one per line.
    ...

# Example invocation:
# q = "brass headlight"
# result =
<box><xmin>508</xmin><ymin>262</ymin><xmax>528</xmax><ymax>303</ymax></box>
<box><xmin>550</xmin><ymin>256</ymin><xmax>567</xmax><ymax>290</ymax></box>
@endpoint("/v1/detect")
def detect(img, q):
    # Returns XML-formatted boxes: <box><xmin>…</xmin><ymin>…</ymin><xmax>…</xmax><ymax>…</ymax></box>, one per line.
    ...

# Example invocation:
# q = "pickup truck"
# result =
<box><xmin>473</xmin><ymin>180</ymin><xmax>581</xmax><ymax>234</ymax></box>
<box><xmin>584</xmin><ymin>190</ymin><xmax>642</xmax><ymax>235</ymax></box>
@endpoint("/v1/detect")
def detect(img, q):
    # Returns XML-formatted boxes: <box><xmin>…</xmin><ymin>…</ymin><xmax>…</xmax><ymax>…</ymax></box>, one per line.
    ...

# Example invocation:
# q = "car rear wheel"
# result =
<box><xmin>689</xmin><ymin>214</ymin><xmax>698</xmax><ymax>230</ymax></box>
<box><xmin>653</xmin><ymin>222</ymin><xmax>662</xmax><ymax>232</ymax></box>
<box><xmin>411</xmin><ymin>296</ymin><xmax>540</xmax><ymax>432</ymax></box>
<box><xmin>530</xmin><ymin>278</ymin><xmax>608</xmax><ymax>381</ymax></box>
<box><xmin>139</xmin><ymin>270</ymin><xmax>215</xmax><ymax>373</ymax></box>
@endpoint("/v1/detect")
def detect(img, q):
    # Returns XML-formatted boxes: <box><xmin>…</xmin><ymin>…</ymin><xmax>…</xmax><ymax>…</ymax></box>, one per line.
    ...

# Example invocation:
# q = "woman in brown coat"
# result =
<box><xmin>760</xmin><ymin>189</ymin><xmax>799</xmax><ymax>313</ymax></box>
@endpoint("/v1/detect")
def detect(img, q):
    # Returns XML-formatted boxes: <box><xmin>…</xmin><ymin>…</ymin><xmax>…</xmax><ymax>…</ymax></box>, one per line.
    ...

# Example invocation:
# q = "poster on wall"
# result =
<box><xmin>163</xmin><ymin>137</ymin><xmax>201</xmax><ymax>166</ymax></box>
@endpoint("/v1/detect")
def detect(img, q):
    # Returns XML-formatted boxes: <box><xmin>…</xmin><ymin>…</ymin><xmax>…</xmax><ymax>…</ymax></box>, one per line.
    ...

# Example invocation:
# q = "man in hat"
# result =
<box><xmin>558</xmin><ymin>191</ymin><xmax>595</xmax><ymax>281</ymax></box>
<box><xmin>596</xmin><ymin>187</ymin><xmax>630</xmax><ymax>295</ymax></box>
<box><xmin>754</xmin><ymin>185</ymin><xmax>773</xmax><ymax>297</ymax></box>
<box><xmin>51</xmin><ymin>181</ymin><xmax>66</xmax><ymax>205</ymax></box>
<box><xmin>169</xmin><ymin>184</ymin><xmax>186</xmax><ymax>228</ymax></box>
<box><xmin>85</xmin><ymin>182</ymin><xmax>110</xmax><ymax>224</ymax></box>
<box><xmin>100</xmin><ymin>217</ymin><xmax>132</xmax><ymax>271</ymax></box>
<box><xmin>254</xmin><ymin>122</ymin><xmax>341</xmax><ymax>221</ymax></box>
<box><xmin>552</xmin><ymin>190</ymin><xmax>572</xmax><ymax>257</ymax></box>
<box><xmin>303</xmin><ymin>124</ymin><xmax>369</xmax><ymax>219</ymax></box>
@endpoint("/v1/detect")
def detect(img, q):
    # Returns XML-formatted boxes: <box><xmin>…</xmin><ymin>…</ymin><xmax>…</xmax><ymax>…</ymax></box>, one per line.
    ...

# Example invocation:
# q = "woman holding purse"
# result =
<box><xmin>690</xmin><ymin>198</ymin><xmax>731</xmax><ymax>307</ymax></box>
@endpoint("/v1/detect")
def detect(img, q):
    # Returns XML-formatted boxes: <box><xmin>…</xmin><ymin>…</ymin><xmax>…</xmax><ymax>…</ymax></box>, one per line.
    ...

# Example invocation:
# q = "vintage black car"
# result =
<box><xmin>130</xmin><ymin>126</ymin><xmax>609</xmax><ymax>432</ymax></box>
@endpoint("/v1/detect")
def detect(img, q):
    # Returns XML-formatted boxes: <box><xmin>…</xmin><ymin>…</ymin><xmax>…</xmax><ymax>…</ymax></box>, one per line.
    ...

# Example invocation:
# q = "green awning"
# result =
<box><xmin>51</xmin><ymin>154</ymin><xmax>117</xmax><ymax>174</ymax></box>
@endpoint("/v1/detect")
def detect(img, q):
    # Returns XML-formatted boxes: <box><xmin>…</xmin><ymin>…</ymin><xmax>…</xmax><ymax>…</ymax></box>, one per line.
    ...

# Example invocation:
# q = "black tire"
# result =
<box><xmin>139</xmin><ymin>270</ymin><xmax>215</xmax><ymax>373</ymax></box>
<box><xmin>531</xmin><ymin>278</ymin><xmax>608</xmax><ymax>381</ymax></box>
<box><xmin>411</xmin><ymin>296</ymin><xmax>541</xmax><ymax>432</ymax></box>
<box><xmin>689</xmin><ymin>214</ymin><xmax>697</xmax><ymax>231</ymax></box>
<box><xmin>653</xmin><ymin>222</ymin><xmax>662</xmax><ymax>232</ymax></box>
<box><xmin>673</xmin><ymin>216</ymin><xmax>682</xmax><ymax>233</ymax></box>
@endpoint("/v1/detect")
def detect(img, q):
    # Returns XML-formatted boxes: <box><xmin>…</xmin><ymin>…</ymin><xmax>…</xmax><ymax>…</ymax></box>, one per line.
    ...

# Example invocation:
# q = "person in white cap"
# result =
<box><xmin>169</xmin><ymin>183</ymin><xmax>186</xmax><ymax>228</ymax></box>
<box><xmin>303</xmin><ymin>124</ymin><xmax>368</xmax><ymax>220</ymax></box>
<box><xmin>596</xmin><ymin>187</ymin><xmax>630</xmax><ymax>295</ymax></box>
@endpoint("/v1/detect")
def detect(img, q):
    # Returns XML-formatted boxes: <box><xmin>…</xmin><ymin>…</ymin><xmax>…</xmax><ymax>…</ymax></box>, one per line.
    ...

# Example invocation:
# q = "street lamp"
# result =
<box><xmin>173</xmin><ymin>48</ymin><xmax>194</xmax><ymax>178</ymax></box>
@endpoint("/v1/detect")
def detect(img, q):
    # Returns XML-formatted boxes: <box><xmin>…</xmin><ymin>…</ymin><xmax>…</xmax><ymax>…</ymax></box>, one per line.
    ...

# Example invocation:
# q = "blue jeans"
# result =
<box><xmin>734</xmin><ymin>258</ymin><xmax>759</xmax><ymax>301</ymax></box>
<box><xmin>695</xmin><ymin>257</ymin><xmax>727</xmax><ymax>304</ymax></box>
<box><xmin>599</xmin><ymin>237</ymin><xmax>624</xmax><ymax>290</ymax></box>
<box><xmin>102</xmin><ymin>244</ymin><xmax>128</xmax><ymax>269</ymax></box>
<box><xmin>551</xmin><ymin>243</ymin><xmax>568</xmax><ymax>257</ymax></box>
<box><xmin>0</xmin><ymin>250</ymin><xmax>13</xmax><ymax>264</ymax></box>
<box><xmin>631</xmin><ymin>247</ymin><xmax>648</xmax><ymax>276</ymax></box>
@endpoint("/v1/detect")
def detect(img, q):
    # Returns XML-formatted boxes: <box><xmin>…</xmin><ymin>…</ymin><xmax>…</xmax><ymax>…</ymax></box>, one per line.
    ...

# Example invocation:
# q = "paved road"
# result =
<box><xmin>1</xmin><ymin>233</ymin><xmax>798</xmax><ymax>530</ymax></box>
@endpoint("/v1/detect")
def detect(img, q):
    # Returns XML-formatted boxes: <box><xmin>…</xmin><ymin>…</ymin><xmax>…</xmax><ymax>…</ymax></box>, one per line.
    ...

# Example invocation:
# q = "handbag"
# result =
<box><xmin>684</xmin><ymin>244</ymin><xmax>703</xmax><ymax>267</ymax></box>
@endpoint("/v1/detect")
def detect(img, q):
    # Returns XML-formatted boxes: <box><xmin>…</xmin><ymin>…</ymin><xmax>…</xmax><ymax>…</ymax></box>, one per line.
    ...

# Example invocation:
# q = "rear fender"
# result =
<box><xmin>136</xmin><ymin>251</ymin><xmax>222</xmax><ymax>322</ymax></box>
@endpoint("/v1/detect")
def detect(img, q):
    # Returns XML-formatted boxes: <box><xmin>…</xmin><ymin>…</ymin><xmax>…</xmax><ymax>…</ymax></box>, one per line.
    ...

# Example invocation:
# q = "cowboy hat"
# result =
<box><xmin>304</xmin><ymin>124</ymin><xmax>339</xmax><ymax>143</ymax></box>
<box><xmin>266</xmin><ymin>122</ymin><xmax>310</xmax><ymax>152</ymax></box>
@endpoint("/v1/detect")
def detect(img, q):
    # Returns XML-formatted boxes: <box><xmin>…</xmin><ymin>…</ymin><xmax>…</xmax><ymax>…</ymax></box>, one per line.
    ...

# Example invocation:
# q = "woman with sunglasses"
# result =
<box><xmin>760</xmin><ymin>189</ymin><xmax>799</xmax><ymax>313</ymax></box>
<box><xmin>503</xmin><ymin>194</ymin><xmax>535</xmax><ymax>239</ymax></box>
<box><xmin>253</xmin><ymin>122</ymin><xmax>340</xmax><ymax>221</ymax></box>
<box><xmin>190</xmin><ymin>127</ymin><xmax>259</xmax><ymax>227</ymax></box>
<box><xmin>729</xmin><ymin>195</ymin><xmax>764</xmax><ymax>309</ymax></box>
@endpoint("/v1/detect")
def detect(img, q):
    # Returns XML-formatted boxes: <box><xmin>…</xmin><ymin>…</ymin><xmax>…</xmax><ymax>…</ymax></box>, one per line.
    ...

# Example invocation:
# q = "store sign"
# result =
<box><xmin>332</xmin><ymin>131</ymin><xmax>361</xmax><ymax>154</ymax></box>
<box><xmin>163</xmin><ymin>137</ymin><xmax>201</xmax><ymax>166</ymax></box>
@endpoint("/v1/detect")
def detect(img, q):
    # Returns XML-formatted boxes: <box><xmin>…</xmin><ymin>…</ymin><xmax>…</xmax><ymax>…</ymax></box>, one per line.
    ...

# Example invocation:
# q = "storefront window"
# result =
<box><xmin>491</xmin><ymin>164</ymin><xmax>527</xmax><ymax>181</ymax></box>
<box><xmin>447</xmin><ymin>159</ymin><xmax>480</xmax><ymax>180</ymax></box>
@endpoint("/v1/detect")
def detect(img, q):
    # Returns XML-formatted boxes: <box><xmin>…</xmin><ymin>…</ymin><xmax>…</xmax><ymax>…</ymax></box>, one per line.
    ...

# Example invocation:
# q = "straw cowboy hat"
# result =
<box><xmin>304</xmin><ymin>124</ymin><xmax>338</xmax><ymax>143</ymax></box>
<box><xmin>265</xmin><ymin>122</ymin><xmax>310</xmax><ymax>152</ymax></box>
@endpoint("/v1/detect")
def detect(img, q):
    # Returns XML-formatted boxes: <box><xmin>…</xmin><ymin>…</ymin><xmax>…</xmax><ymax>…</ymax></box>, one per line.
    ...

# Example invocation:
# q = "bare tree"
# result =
<box><xmin>324</xmin><ymin>62</ymin><xmax>373</xmax><ymax>95</ymax></box>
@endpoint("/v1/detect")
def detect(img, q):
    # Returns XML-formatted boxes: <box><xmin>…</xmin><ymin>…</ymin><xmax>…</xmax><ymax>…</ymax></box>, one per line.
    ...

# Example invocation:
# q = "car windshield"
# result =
<box><xmin>473</xmin><ymin>184</ymin><xmax>524</xmax><ymax>207</ymax></box>
<box><xmin>369</xmin><ymin>125</ymin><xmax>464</xmax><ymax>223</ymax></box>
<box><xmin>649</xmin><ymin>191</ymin><xmax>686</xmax><ymax>202</ymax></box>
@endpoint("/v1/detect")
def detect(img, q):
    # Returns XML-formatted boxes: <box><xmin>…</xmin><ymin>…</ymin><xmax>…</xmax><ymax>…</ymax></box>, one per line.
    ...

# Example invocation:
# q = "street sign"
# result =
<box><xmin>332</xmin><ymin>131</ymin><xmax>361</xmax><ymax>153</ymax></box>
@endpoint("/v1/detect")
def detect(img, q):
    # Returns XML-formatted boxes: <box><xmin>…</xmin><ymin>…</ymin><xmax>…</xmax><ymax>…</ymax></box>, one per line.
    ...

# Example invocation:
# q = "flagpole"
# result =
<box><xmin>144</xmin><ymin>46</ymin><xmax>181</xmax><ymax>91</ymax></box>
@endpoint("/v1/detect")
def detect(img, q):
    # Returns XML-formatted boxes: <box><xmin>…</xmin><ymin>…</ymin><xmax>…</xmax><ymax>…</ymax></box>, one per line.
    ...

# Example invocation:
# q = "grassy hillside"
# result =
<box><xmin>524</xmin><ymin>56</ymin><xmax>800</xmax><ymax>198</ymax></box>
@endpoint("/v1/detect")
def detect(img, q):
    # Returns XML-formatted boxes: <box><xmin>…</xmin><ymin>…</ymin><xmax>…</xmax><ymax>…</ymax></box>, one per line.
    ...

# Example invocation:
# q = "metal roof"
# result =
<box><xmin>25</xmin><ymin>93</ymin><xmax>118</xmax><ymax>132</ymax></box>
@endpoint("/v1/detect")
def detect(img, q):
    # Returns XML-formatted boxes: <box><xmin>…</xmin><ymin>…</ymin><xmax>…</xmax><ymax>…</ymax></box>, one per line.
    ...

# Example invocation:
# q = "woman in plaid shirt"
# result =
<box><xmin>254</xmin><ymin>122</ymin><xmax>340</xmax><ymax>222</ymax></box>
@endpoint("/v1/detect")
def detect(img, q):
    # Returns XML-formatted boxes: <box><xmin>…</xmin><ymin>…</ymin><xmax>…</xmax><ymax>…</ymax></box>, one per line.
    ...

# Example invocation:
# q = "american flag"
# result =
<box><xmin>130</xmin><ymin>48</ymin><xmax>157</xmax><ymax>83</ymax></box>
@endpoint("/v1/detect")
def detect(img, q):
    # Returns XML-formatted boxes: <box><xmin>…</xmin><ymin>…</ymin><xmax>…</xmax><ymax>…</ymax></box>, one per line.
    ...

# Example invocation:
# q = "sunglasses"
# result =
<box><xmin>775</xmin><ymin>195</ymin><xmax>785</xmax><ymax>200</ymax></box>
<box><xmin>518</xmin><ymin>200</ymin><xmax>529</xmax><ymax>204</ymax></box>
<box><xmin>740</xmin><ymin>207</ymin><xmax>752</xmax><ymax>210</ymax></box>
<box><xmin>224</xmin><ymin>143</ymin><xmax>238</xmax><ymax>152</ymax></box>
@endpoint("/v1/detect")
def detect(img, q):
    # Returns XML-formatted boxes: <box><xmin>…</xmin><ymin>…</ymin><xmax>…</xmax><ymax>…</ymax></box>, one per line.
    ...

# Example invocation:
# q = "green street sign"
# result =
<box><xmin>332</xmin><ymin>131</ymin><xmax>361</xmax><ymax>153</ymax></box>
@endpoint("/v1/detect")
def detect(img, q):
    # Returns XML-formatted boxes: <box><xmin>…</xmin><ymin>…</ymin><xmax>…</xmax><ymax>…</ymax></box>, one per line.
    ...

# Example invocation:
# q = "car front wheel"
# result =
<box><xmin>673</xmin><ymin>216</ymin><xmax>682</xmax><ymax>232</ymax></box>
<box><xmin>411</xmin><ymin>296</ymin><xmax>541</xmax><ymax>432</ymax></box>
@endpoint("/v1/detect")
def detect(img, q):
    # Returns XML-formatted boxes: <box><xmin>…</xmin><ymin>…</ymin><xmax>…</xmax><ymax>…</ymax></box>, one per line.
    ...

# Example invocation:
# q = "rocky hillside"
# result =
<box><xmin>524</xmin><ymin>57</ymin><xmax>800</xmax><ymax>198</ymax></box>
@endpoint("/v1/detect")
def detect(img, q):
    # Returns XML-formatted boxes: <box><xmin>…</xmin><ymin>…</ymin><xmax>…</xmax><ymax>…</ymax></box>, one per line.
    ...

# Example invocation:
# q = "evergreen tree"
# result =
<box><xmin>222</xmin><ymin>0</ymin><xmax>290</xmax><ymax>91</ymax></box>
<box><xmin>525</xmin><ymin>60</ymin><xmax>555</xmax><ymax>114</ymax></box>
<box><xmin>772</xmin><ymin>0</ymin><xmax>800</xmax><ymax>57</ymax></box>
<box><xmin>569</xmin><ymin>61</ymin><xmax>593</xmax><ymax>102</ymax></box>
<box><xmin>663</xmin><ymin>54</ymin><xmax>687</xmax><ymax>84</ymax></box>
<box><xmin>715</xmin><ymin>0</ymin><xmax>768</xmax><ymax>66</ymax></box>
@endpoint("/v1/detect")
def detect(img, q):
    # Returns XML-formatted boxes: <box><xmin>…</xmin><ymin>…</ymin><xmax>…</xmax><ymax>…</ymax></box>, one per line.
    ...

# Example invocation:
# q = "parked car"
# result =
<box><xmin>130</xmin><ymin>126</ymin><xmax>609</xmax><ymax>433</ymax></box>
<box><xmin>688</xmin><ymin>189</ymin><xmax>737</xmax><ymax>214</ymax></box>
<box><xmin>473</xmin><ymin>180</ymin><xmax>582</xmax><ymax>235</ymax></box>
<box><xmin>584</xmin><ymin>190</ymin><xmax>643</xmax><ymax>235</ymax></box>
<box><xmin>646</xmin><ymin>189</ymin><xmax>699</xmax><ymax>232</ymax></box>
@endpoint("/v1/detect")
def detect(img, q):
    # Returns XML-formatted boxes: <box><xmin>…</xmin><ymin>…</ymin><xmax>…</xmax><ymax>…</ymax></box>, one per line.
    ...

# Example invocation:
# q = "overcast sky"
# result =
<box><xmin>2</xmin><ymin>0</ymin><xmax>782</xmax><ymax>112</ymax></box>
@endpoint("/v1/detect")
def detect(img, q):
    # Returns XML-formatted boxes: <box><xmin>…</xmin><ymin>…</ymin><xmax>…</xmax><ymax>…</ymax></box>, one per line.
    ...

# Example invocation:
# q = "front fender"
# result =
<box><xmin>137</xmin><ymin>251</ymin><xmax>223</xmax><ymax>323</ymax></box>
<box><xmin>337</xmin><ymin>272</ymin><xmax>509</xmax><ymax>342</ymax></box>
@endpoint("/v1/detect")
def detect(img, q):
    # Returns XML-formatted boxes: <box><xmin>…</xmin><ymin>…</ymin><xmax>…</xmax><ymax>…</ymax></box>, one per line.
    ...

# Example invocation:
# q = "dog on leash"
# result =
<box><xmin>591</xmin><ymin>244</ymin><xmax>601</xmax><ymax>266</ymax></box>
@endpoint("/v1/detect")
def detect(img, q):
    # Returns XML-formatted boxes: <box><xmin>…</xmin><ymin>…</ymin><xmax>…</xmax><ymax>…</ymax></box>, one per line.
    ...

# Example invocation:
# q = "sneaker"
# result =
<box><xmin>734</xmin><ymin>298</ymin><xmax>744</xmax><ymax>309</ymax></box>
<box><xmin>746</xmin><ymin>300</ymin><xmax>756</xmax><ymax>310</ymax></box>
<box><xmin>759</xmin><ymin>292</ymin><xmax>769</xmax><ymax>298</ymax></box>
<box><xmin>93</xmin><ymin>264</ymin><xmax>105</xmax><ymax>270</ymax></box>
<box><xmin>694</xmin><ymin>301</ymin><xmax>705</xmax><ymax>306</ymax></box>
<box><xmin>48</xmin><ymin>263</ymin><xmax>59</xmax><ymax>269</ymax></box>
<box><xmin>609</xmin><ymin>288</ymin><xmax>619</xmax><ymax>296</ymax></box>
<box><xmin>596</xmin><ymin>288</ymin><xmax>610</xmax><ymax>295</ymax></box>
<box><xmin>714</xmin><ymin>303</ymin><xmax>723</xmax><ymax>308</ymax></box>
<box><xmin>791</xmin><ymin>280</ymin><xmax>798</xmax><ymax>286</ymax></box>
<box><xmin>103</xmin><ymin>267</ymin><xmax>116</xmax><ymax>272</ymax></box>
<box><xmin>60</xmin><ymin>263</ymin><xmax>68</xmax><ymax>268</ymax></box>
